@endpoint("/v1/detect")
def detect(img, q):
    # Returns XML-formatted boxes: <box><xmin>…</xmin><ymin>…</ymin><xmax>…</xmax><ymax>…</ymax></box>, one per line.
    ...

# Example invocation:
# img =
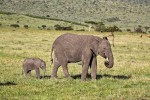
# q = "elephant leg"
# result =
<box><xmin>62</xmin><ymin>63</ymin><xmax>70</xmax><ymax>78</ymax></box>
<box><xmin>27</xmin><ymin>70</ymin><xmax>31</xmax><ymax>76</ymax></box>
<box><xmin>23</xmin><ymin>67</ymin><xmax>30</xmax><ymax>77</ymax></box>
<box><xmin>90</xmin><ymin>56</ymin><xmax>97</xmax><ymax>80</ymax></box>
<box><xmin>35</xmin><ymin>68</ymin><xmax>41</xmax><ymax>79</ymax></box>
<box><xmin>51</xmin><ymin>58</ymin><xmax>61</xmax><ymax>78</ymax></box>
<box><xmin>81</xmin><ymin>49</ymin><xmax>92</xmax><ymax>81</ymax></box>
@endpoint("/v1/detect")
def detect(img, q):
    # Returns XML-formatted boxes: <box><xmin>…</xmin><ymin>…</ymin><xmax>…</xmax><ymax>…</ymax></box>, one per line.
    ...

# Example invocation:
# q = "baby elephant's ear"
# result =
<box><xmin>103</xmin><ymin>37</ymin><xmax>108</xmax><ymax>40</ymax></box>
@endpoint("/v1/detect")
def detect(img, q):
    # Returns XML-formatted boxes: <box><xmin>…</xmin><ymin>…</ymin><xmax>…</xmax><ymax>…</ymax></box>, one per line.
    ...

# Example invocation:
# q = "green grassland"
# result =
<box><xmin>0</xmin><ymin>27</ymin><xmax>150</xmax><ymax>99</ymax></box>
<box><xmin>0</xmin><ymin>13</ymin><xmax>88</xmax><ymax>31</ymax></box>
<box><xmin>1</xmin><ymin>0</ymin><xmax>150</xmax><ymax>29</ymax></box>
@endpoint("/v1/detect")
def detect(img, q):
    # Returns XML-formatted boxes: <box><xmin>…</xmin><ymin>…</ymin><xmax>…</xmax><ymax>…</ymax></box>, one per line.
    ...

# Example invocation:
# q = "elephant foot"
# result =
<box><xmin>51</xmin><ymin>75</ymin><xmax>58</xmax><ymax>79</ymax></box>
<box><xmin>91</xmin><ymin>76</ymin><xmax>96</xmax><ymax>80</ymax></box>
<box><xmin>64</xmin><ymin>74</ymin><xmax>71</xmax><ymax>78</ymax></box>
<box><xmin>81</xmin><ymin>77</ymin><xmax>86</xmax><ymax>81</ymax></box>
<box><xmin>91</xmin><ymin>78</ymin><xmax>96</xmax><ymax>81</ymax></box>
<box><xmin>36</xmin><ymin>76</ymin><xmax>42</xmax><ymax>79</ymax></box>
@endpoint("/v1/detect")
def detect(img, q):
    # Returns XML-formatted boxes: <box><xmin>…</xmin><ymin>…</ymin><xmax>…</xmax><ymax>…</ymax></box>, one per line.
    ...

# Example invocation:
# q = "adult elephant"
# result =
<box><xmin>50</xmin><ymin>33</ymin><xmax>114</xmax><ymax>81</ymax></box>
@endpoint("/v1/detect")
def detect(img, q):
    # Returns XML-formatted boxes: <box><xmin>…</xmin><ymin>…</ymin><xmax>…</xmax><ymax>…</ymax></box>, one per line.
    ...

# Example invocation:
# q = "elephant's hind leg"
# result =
<box><xmin>62</xmin><ymin>63</ymin><xmax>70</xmax><ymax>78</ymax></box>
<box><xmin>51</xmin><ymin>58</ymin><xmax>61</xmax><ymax>78</ymax></box>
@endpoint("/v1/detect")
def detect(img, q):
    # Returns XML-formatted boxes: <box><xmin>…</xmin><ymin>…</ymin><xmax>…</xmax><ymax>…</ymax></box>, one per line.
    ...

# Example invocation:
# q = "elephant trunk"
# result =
<box><xmin>43</xmin><ymin>68</ymin><xmax>46</xmax><ymax>77</ymax></box>
<box><xmin>104</xmin><ymin>53</ymin><xmax>114</xmax><ymax>68</ymax></box>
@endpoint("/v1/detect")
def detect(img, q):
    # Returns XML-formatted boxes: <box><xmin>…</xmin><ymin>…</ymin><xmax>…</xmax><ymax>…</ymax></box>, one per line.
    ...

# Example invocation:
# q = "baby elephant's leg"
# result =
<box><xmin>35</xmin><ymin>68</ymin><xmax>41</xmax><ymax>79</ymax></box>
<box><xmin>23</xmin><ymin>67</ymin><xmax>30</xmax><ymax>77</ymax></box>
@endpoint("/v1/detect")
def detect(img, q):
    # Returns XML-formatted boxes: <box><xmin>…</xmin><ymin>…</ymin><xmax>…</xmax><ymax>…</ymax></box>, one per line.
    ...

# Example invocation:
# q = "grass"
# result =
<box><xmin>0</xmin><ymin>13</ymin><xmax>88</xmax><ymax>31</ymax></box>
<box><xmin>0</xmin><ymin>27</ymin><xmax>150</xmax><ymax>100</ymax></box>
<box><xmin>1</xmin><ymin>0</ymin><xmax>150</xmax><ymax>30</ymax></box>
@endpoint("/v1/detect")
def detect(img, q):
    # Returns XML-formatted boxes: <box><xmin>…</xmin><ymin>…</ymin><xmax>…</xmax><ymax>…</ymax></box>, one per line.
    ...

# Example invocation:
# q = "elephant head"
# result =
<box><xmin>40</xmin><ymin>61</ymin><xmax>46</xmax><ymax>76</ymax></box>
<box><xmin>97</xmin><ymin>37</ymin><xmax>114</xmax><ymax>68</ymax></box>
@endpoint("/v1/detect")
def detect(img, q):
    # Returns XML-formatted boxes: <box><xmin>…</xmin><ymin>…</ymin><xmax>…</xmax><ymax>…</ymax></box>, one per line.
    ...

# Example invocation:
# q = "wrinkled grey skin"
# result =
<box><xmin>22</xmin><ymin>58</ymin><xmax>46</xmax><ymax>79</ymax></box>
<box><xmin>50</xmin><ymin>33</ymin><xmax>114</xmax><ymax>81</ymax></box>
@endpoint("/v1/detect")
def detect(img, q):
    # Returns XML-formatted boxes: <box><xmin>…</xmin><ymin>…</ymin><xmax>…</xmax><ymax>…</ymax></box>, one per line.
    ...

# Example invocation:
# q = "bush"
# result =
<box><xmin>105</xmin><ymin>25</ymin><xmax>121</xmax><ymax>32</ymax></box>
<box><xmin>54</xmin><ymin>24</ymin><xmax>73</xmax><ymax>30</ymax></box>
<box><xmin>24</xmin><ymin>25</ymin><xmax>29</xmax><ymax>29</ymax></box>
<box><xmin>75</xmin><ymin>29</ymin><xmax>85</xmax><ymax>31</ymax></box>
<box><xmin>106</xmin><ymin>17</ymin><xmax>121</xmax><ymax>22</ymax></box>
<box><xmin>127</xmin><ymin>29</ymin><xmax>131</xmax><ymax>32</ymax></box>
<box><xmin>46</xmin><ymin>15</ymin><xmax>50</xmax><ymax>17</ymax></box>
<box><xmin>134</xmin><ymin>25</ymin><xmax>143</xmax><ymax>33</ymax></box>
<box><xmin>95</xmin><ymin>22</ymin><xmax>121</xmax><ymax>32</ymax></box>
<box><xmin>10</xmin><ymin>24</ymin><xmax>19</xmax><ymax>28</ymax></box>
<box><xmin>95</xmin><ymin>22</ymin><xmax>105</xmax><ymax>32</ymax></box>
<box><xmin>0</xmin><ymin>23</ymin><xmax>2</xmax><ymax>26</ymax></box>
<box><xmin>42</xmin><ymin>25</ymin><xmax>46</xmax><ymax>29</ymax></box>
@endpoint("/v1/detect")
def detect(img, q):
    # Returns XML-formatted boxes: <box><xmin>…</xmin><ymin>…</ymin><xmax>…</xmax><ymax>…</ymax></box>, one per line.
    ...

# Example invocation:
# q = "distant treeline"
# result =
<box><xmin>0</xmin><ymin>11</ymin><xmax>149</xmax><ymax>33</ymax></box>
<box><xmin>25</xmin><ymin>14</ymin><xmax>88</xmax><ymax>27</ymax></box>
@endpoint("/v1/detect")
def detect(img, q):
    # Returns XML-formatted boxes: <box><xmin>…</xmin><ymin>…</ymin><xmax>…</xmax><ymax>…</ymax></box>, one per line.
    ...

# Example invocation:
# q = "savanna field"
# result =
<box><xmin>0</xmin><ymin>28</ymin><xmax>150</xmax><ymax>100</ymax></box>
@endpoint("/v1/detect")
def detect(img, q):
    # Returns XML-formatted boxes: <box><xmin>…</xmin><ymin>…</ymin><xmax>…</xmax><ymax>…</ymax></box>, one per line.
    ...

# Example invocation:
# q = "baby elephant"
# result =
<box><xmin>22</xmin><ymin>58</ymin><xmax>46</xmax><ymax>79</ymax></box>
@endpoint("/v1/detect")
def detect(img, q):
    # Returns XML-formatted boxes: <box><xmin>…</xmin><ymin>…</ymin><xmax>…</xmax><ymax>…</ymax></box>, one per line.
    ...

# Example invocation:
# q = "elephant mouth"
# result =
<box><xmin>104</xmin><ymin>58</ymin><xmax>113</xmax><ymax>68</ymax></box>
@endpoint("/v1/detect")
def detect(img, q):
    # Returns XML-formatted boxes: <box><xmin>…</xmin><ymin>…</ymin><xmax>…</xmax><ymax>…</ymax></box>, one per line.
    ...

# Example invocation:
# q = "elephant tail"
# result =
<box><xmin>50</xmin><ymin>46</ymin><xmax>54</xmax><ymax>65</ymax></box>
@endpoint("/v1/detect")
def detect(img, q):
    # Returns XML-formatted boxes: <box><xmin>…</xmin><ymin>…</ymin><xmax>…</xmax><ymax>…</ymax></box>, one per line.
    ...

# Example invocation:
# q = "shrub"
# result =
<box><xmin>127</xmin><ymin>29</ymin><xmax>131</xmax><ymax>32</ymax></box>
<box><xmin>42</xmin><ymin>25</ymin><xmax>46</xmax><ymax>29</ymax></box>
<box><xmin>105</xmin><ymin>25</ymin><xmax>121</xmax><ymax>32</ymax></box>
<box><xmin>75</xmin><ymin>29</ymin><xmax>85</xmax><ymax>31</ymax></box>
<box><xmin>46</xmin><ymin>15</ymin><xmax>50</xmax><ymax>17</ymax></box>
<box><xmin>95</xmin><ymin>22</ymin><xmax>121</xmax><ymax>32</ymax></box>
<box><xmin>54</xmin><ymin>24</ymin><xmax>73</xmax><ymax>30</ymax></box>
<box><xmin>24</xmin><ymin>25</ymin><xmax>29</xmax><ymax>29</ymax></box>
<box><xmin>0</xmin><ymin>23</ymin><xmax>2</xmax><ymax>26</ymax></box>
<box><xmin>106</xmin><ymin>17</ymin><xmax>121</xmax><ymax>22</ymax></box>
<box><xmin>134</xmin><ymin>25</ymin><xmax>143</xmax><ymax>33</ymax></box>
<box><xmin>95</xmin><ymin>22</ymin><xmax>105</xmax><ymax>32</ymax></box>
<box><xmin>10</xmin><ymin>24</ymin><xmax>19</xmax><ymax>28</ymax></box>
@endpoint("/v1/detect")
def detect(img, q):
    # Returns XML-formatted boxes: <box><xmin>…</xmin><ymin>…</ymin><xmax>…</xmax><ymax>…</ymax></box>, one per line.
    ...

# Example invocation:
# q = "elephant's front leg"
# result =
<box><xmin>90</xmin><ymin>55</ymin><xmax>97</xmax><ymax>80</ymax></box>
<box><xmin>35</xmin><ymin>68</ymin><xmax>41</xmax><ymax>79</ymax></box>
<box><xmin>81</xmin><ymin>49</ymin><xmax>92</xmax><ymax>81</ymax></box>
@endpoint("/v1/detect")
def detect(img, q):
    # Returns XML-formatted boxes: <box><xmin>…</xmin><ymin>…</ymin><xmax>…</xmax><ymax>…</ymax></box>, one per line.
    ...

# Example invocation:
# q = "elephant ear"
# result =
<box><xmin>89</xmin><ymin>37</ymin><xmax>101</xmax><ymax>54</ymax></box>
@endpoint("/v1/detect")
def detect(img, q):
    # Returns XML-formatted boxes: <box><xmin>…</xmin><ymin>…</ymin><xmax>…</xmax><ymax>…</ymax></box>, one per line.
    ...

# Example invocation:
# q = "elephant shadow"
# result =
<box><xmin>71</xmin><ymin>74</ymin><xmax>131</xmax><ymax>80</ymax></box>
<box><xmin>0</xmin><ymin>81</ymin><xmax>17</xmax><ymax>86</ymax></box>
<box><xmin>42</xmin><ymin>74</ymin><xmax>131</xmax><ymax>80</ymax></box>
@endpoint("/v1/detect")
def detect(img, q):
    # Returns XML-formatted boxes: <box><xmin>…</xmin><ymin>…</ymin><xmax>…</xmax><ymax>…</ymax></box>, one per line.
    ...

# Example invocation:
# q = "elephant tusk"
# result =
<box><xmin>106</xmin><ymin>58</ymin><xmax>109</xmax><ymax>61</ymax></box>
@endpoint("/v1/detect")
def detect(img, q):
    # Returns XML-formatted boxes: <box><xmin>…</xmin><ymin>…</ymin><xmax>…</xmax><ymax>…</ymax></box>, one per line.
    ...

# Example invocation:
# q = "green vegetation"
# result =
<box><xmin>0</xmin><ymin>28</ymin><xmax>150</xmax><ymax>99</ymax></box>
<box><xmin>0</xmin><ymin>0</ymin><xmax>150</xmax><ymax>29</ymax></box>
<box><xmin>0</xmin><ymin>0</ymin><xmax>150</xmax><ymax>99</ymax></box>
<box><xmin>0</xmin><ymin>13</ymin><xmax>88</xmax><ymax>31</ymax></box>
